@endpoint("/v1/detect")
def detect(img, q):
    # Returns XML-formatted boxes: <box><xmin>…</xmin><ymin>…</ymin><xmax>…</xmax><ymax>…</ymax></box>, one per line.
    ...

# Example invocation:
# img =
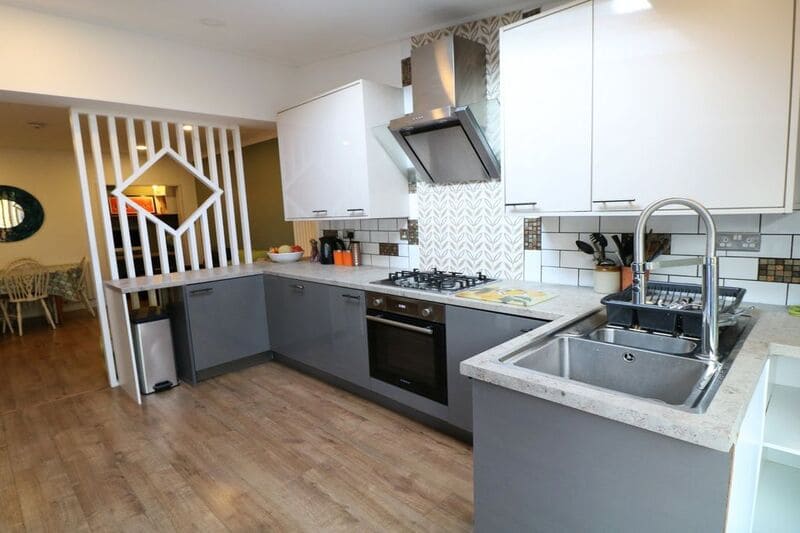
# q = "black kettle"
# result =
<box><xmin>319</xmin><ymin>235</ymin><xmax>345</xmax><ymax>264</ymax></box>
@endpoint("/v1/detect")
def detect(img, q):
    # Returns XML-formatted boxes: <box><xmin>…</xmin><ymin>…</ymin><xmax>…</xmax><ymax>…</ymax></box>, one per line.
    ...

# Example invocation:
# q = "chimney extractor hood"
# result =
<box><xmin>388</xmin><ymin>35</ymin><xmax>500</xmax><ymax>184</ymax></box>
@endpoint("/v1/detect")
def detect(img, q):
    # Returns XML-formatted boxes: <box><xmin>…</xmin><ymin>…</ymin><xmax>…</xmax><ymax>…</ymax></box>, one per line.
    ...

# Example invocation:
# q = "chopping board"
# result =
<box><xmin>456</xmin><ymin>287</ymin><xmax>557</xmax><ymax>307</ymax></box>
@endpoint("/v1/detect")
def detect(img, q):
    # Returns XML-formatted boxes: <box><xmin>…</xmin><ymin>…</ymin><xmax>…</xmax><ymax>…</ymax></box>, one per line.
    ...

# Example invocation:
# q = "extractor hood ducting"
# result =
<box><xmin>388</xmin><ymin>35</ymin><xmax>500</xmax><ymax>184</ymax></box>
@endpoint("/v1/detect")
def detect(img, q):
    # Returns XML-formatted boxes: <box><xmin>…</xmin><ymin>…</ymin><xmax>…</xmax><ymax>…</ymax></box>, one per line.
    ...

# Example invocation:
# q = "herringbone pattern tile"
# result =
<box><xmin>412</xmin><ymin>11</ymin><xmax>525</xmax><ymax>279</ymax></box>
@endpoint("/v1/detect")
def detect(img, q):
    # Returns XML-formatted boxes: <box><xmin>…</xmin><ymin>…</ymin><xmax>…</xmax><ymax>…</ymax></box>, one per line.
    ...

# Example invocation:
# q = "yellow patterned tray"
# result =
<box><xmin>455</xmin><ymin>287</ymin><xmax>557</xmax><ymax>307</ymax></box>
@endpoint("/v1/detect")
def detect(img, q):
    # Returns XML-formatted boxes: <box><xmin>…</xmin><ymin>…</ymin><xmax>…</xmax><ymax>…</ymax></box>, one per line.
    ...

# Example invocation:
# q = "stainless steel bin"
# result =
<box><xmin>131</xmin><ymin>307</ymin><xmax>178</xmax><ymax>394</ymax></box>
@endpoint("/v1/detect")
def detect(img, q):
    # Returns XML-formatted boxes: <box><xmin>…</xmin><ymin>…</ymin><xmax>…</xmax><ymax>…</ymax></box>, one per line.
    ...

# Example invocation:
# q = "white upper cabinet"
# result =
<box><xmin>501</xmin><ymin>1</ymin><xmax>593</xmax><ymax>213</ymax></box>
<box><xmin>592</xmin><ymin>0</ymin><xmax>796</xmax><ymax>213</ymax></box>
<box><xmin>501</xmin><ymin>0</ymin><xmax>799</xmax><ymax>215</ymax></box>
<box><xmin>277</xmin><ymin>80</ymin><xmax>409</xmax><ymax>220</ymax></box>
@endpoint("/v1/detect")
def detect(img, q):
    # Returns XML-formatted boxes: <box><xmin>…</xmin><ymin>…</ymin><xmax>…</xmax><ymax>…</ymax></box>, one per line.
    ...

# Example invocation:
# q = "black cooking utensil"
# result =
<box><xmin>575</xmin><ymin>240</ymin><xmax>597</xmax><ymax>257</ymax></box>
<box><xmin>590</xmin><ymin>233</ymin><xmax>615</xmax><ymax>265</ymax></box>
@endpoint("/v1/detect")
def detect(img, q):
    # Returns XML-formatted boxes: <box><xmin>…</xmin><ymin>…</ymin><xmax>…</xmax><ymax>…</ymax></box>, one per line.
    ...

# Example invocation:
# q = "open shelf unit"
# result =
<box><xmin>754</xmin><ymin>353</ymin><xmax>800</xmax><ymax>533</ymax></box>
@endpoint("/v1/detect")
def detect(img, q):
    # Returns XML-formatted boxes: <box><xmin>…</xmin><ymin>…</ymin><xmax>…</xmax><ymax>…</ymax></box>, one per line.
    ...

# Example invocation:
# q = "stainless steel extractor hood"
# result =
<box><xmin>388</xmin><ymin>35</ymin><xmax>500</xmax><ymax>183</ymax></box>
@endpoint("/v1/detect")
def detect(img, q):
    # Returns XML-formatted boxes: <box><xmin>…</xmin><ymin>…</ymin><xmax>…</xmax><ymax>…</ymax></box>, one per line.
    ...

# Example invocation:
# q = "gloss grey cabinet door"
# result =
<box><xmin>324</xmin><ymin>286</ymin><xmax>369</xmax><ymax>388</ymax></box>
<box><xmin>184</xmin><ymin>275</ymin><xmax>269</xmax><ymax>371</ymax></box>
<box><xmin>265</xmin><ymin>276</ymin><xmax>330</xmax><ymax>368</ymax></box>
<box><xmin>446</xmin><ymin>305</ymin><xmax>547</xmax><ymax>431</ymax></box>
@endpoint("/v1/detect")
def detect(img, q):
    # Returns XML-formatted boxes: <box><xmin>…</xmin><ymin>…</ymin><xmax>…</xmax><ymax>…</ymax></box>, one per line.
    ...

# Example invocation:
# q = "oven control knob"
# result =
<box><xmin>372</xmin><ymin>297</ymin><xmax>384</xmax><ymax>307</ymax></box>
<box><xmin>421</xmin><ymin>307</ymin><xmax>433</xmax><ymax>318</ymax></box>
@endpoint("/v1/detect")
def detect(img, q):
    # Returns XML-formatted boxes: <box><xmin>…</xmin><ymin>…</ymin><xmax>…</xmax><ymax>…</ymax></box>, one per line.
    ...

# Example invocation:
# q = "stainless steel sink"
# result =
<box><xmin>502</xmin><ymin>311</ymin><xmax>753</xmax><ymax>413</ymax></box>
<box><xmin>586</xmin><ymin>327</ymin><xmax>697</xmax><ymax>355</ymax></box>
<box><xmin>512</xmin><ymin>337</ymin><xmax>717</xmax><ymax>408</ymax></box>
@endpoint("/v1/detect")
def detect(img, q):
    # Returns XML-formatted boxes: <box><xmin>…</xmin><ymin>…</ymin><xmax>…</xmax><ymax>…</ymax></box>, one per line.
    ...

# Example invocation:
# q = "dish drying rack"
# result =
<box><xmin>601</xmin><ymin>281</ymin><xmax>746</xmax><ymax>338</ymax></box>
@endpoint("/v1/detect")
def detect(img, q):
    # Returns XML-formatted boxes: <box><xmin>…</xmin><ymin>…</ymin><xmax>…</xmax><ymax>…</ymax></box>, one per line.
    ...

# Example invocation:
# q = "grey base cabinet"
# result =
<box><xmin>265</xmin><ymin>276</ymin><xmax>369</xmax><ymax>388</ymax></box>
<box><xmin>172</xmin><ymin>275</ymin><xmax>270</xmax><ymax>384</ymax></box>
<box><xmin>472</xmin><ymin>380</ymin><xmax>731</xmax><ymax>533</ymax></box>
<box><xmin>446</xmin><ymin>306</ymin><xmax>546</xmax><ymax>431</ymax></box>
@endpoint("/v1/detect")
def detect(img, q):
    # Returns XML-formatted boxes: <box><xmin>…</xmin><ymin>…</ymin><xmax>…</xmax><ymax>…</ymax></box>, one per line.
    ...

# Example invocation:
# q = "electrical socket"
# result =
<box><xmin>716</xmin><ymin>232</ymin><xmax>761</xmax><ymax>252</ymax></box>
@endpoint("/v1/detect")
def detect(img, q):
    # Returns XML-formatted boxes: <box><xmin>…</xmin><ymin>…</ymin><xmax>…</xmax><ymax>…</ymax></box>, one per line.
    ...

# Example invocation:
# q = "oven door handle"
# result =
<box><xmin>366</xmin><ymin>315</ymin><xmax>433</xmax><ymax>335</ymax></box>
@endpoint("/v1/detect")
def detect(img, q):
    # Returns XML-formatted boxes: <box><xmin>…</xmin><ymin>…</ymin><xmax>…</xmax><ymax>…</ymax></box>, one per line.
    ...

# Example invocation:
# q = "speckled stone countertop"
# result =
<box><xmin>105</xmin><ymin>261</ymin><xmax>800</xmax><ymax>451</ymax></box>
<box><xmin>461</xmin><ymin>306</ymin><xmax>800</xmax><ymax>452</ymax></box>
<box><xmin>104</xmin><ymin>261</ymin><xmax>602</xmax><ymax>321</ymax></box>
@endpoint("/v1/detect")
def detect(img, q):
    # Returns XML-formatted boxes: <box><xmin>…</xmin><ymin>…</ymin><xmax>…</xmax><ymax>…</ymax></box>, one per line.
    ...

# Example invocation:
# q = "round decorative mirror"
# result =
<box><xmin>0</xmin><ymin>186</ymin><xmax>44</xmax><ymax>242</ymax></box>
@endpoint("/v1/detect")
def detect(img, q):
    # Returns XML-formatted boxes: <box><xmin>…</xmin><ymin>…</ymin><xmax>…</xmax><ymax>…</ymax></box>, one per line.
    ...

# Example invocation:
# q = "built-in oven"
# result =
<box><xmin>366</xmin><ymin>292</ymin><xmax>447</xmax><ymax>404</ymax></box>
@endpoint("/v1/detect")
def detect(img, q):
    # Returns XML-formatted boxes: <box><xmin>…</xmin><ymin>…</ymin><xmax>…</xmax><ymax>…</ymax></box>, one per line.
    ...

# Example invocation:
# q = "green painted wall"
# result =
<box><xmin>198</xmin><ymin>138</ymin><xmax>294</xmax><ymax>253</ymax></box>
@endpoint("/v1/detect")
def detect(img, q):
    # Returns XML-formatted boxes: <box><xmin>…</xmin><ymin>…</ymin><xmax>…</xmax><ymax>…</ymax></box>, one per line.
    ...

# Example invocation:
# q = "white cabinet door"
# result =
<box><xmin>592</xmin><ymin>0</ymin><xmax>795</xmax><ymax>212</ymax></box>
<box><xmin>278</xmin><ymin>82</ymin><xmax>370</xmax><ymax>219</ymax></box>
<box><xmin>502</xmin><ymin>1</ymin><xmax>593</xmax><ymax>213</ymax></box>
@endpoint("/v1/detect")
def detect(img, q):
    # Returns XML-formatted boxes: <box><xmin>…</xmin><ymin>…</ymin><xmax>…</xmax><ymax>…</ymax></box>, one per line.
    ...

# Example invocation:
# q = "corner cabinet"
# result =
<box><xmin>277</xmin><ymin>80</ymin><xmax>410</xmax><ymax>221</ymax></box>
<box><xmin>501</xmin><ymin>0</ymin><xmax>800</xmax><ymax>215</ymax></box>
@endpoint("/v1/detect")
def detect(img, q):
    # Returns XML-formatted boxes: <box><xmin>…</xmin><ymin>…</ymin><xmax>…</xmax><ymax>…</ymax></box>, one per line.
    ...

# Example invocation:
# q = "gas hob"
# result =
<box><xmin>371</xmin><ymin>268</ymin><xmax>495</xmax><ymax>293</ymax></box>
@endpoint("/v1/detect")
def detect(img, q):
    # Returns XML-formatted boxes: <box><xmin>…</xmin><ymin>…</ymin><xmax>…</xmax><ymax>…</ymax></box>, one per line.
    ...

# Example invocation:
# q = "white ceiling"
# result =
<box><xmin>0</xmin><ymin>102</ymin><xmax>275</xmax><ymax>152</ymax></box>
<box><xmin>0</xmin><ymin>0</ymin><xmax>533</xmax><ymax>66</ymax></box>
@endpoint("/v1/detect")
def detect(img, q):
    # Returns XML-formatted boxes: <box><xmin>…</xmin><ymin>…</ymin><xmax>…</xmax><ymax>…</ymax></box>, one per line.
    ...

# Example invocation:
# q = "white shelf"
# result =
<box><xmin>764</xmin><ymin>384</ymin><xmax>800</xmax><ymax>456</ymax></box>
<box><xmin>754</xmin><ymin>459</ymin><xmax>800</xmax><ymax>533</ymax></box>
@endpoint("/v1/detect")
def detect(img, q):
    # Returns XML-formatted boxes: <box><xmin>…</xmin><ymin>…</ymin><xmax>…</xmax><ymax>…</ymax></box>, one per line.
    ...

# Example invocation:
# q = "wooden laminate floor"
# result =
<box><xmin>0</xmin><ymin>313</ymin><xmax>474</xmax><ymax>532</ymax></box>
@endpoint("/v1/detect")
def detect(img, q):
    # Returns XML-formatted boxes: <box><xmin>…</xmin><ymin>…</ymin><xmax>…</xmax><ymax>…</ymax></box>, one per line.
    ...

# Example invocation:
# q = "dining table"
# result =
<box><xmin>0</xmin><ymin>261</ymin><xmax>85</xmax><ymax>324</ymax></box>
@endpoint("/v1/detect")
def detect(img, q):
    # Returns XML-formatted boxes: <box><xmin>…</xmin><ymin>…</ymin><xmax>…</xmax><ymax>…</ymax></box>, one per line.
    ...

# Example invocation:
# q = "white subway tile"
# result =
<box><xmin>668</xmin><ymin>275</ymin><xmax>702</xmax><ymax>285</ymax></box>
<box><xmin>361</xmin><ymin>219</ymin><xmax>378</xmax><ymax>230</ymax></box>
<box><xmin>578</xmin><ymin>269</ymin><xmax>594</xmax><ymax>288</ymax></box>
<box><xmin>348</xmin><ymin>220</ymin><xmax>361</xmax><ymax>230</ymax></box>
<box><xmin>408</xmin><ymin>245</ymin><xmax>420</xmax><ymax>269</ymax></box>
<box><xmin>542</xmin><ymin>267</ymin><xmax>579</xmax><ymax>285</ymax></box>
<box><xmin>761</xmin><ymin>212</ymin><xmax>800</xmax><ymax>234</ymax></box>
<box><xmin>390</xmin><ymin>256</ymin><xmax>410</xmax><ymax>268</ymax></box>
<box><xmin>354</xmin><ymin>230</ymin><xmax>370</xmax><ymax>242</ymax></box>
<box><xmin>378</xmin><ymin>219</ymin><xmax>398</xmax><ymax>231</ymax></box>
<box><xmin>332</xmin><ymin>220</ymin><xmax>345</xmax><ymax>230</ymax></box>
<box><xmin>541</xmin><ymin>250</ymin><xmax>560</xmax><ymax>267</ymax></box>
<box><xmin>718</xmin><ymin>257</ymin><xmax>759</xmax><ymax>280</ymax></box>
<box><xmin>725</xmin><ymin>235</ymin><xmax>792</xmax><ymax>258</ymax></box>
<box><xmin>370</xmin><ymin>231</ymin><xmax>389</xmax><ymax>243</ymax></box>
<box><xmin>710</xmin><ymin>215</ymin><xmax>760</xmax><ymax>233</ymax></box>
<box><xmin>561</xmin><ymin>250</ymin><xmax>596</xmax><ymax>269</ymax></box>
<box><xmin>319</xmin><ymin>221</ymin><xmax>330</xmax><ymax>230</ymax></box>
<box><xmin>397</xmin><ymin>218</ymin><xmax>409</xmax><ymax>230</ymax></box>
<box><xmin>727</xmin><ymin>279</ymin><xmax>788</xmax><ymax>306</ymax></box>
<box><xmin>361</xmin><ymin>242</ymin><xmax>379</xmax><ymax>255</ymax></box>
<box><xmin>386</xmin><ymin>231</ymin><xmax>402</xmax><ymax>243</ymax></box>
<box><xmin>599</xmin><ymin>216</ymin><xmax>637</xmax><ymax>233</ymax></box>
<box><xmin>541</xmin><ymin>232</ymin><xmax>579</xmax><ymax>251</ymax></box>
<box><xmin>359</xmin><ymin>254</ymin><xmax>372</xmax><ymax>266</ymax></box>
<box><xmin>524</xmin><ymin>250</ymin><xmax>542</xmax><ymax>282</ymax></box>
<box><xmin>671</xmin><ymin>234</ymin><xmax>708</xmax><ymax>256</ymax></box>
<box><xmin>371</xmin><ymin>255</ymin><xmax>391</xmax><ymax>267</ymax></box>
<box><xmin>793</xmin><ymin>236</ymin><xmax>800</xmax><ymax>258</ymax></box>
<box><xmin>788</xmin><ymin>284</ymin><xmax>800</xmax><ymax>305</ymax></box>
<box><xmin>560</xmin><ymin>216</ymin><xmax>600</xmax><ymax>233</ymax></box>
<box><xmin>396</xmin><ymin>243</ymin><xmax>409</xmax><ymax>257</ymax></box>
<box><xmin>541</xmin><ymin>217</ymin><xmax>559</xmax><ymax>232</ymax></box>
<box><xmin>408</xmin><ymin>194</ymin><xmax>419</xmax><ymax>219</ymax></box>
<box><xmin>651</xmin><ymin>254</ymin><xmax>698</xmax><ymax>276</ymax></box>
<box><xmin>649</xmin><ymin>274</ymin><xmax>669</xmax><ymax>282</ymax></box>
<box><xmin>646</xmin><ymin>215</ymin><xmax>698</xmax><ymax>234</ymax></box>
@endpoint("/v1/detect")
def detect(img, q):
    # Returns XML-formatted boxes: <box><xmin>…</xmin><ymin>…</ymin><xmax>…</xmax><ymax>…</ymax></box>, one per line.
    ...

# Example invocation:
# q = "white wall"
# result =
<box><xmin>294</xmin><ymin>39</ymin><xmax>410</xmax><ymax>103</ymax></box>
<box><xmin>0</xmin><ymin>4</ymin><xmax>297</xmax><ymax>122</ymax></box>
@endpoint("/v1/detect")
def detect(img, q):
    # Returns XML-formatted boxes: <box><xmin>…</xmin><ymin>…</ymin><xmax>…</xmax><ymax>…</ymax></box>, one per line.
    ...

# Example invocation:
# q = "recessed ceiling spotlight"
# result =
<box><xmin>136</xmin><ymin>145</ymin><xmax>147</xmax><ymax>151</ymax></box>
<box><xmin>182</xmin><ymin>125</ymin><xmax>193</xmax><ymax>131</ymax></box>
<box><xmin>199</xmin><ymin>17</ymin><xmax>226</xmax><ymax>27</ymax></box>
<box><xmin>27</xmin><ymin>121</ymin><xmax>47</xmax><ymax>130</ymax></box>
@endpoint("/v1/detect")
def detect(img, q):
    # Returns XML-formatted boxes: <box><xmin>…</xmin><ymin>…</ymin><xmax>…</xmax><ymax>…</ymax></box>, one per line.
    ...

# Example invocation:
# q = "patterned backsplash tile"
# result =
<box><xmin>524</xmin><ymin>218</ymin><xmax>541</xmax><ymax>251</ymax></box>
<box><xmin>758</xmin><ymin>258</ymin><xmax>800</xmax><ymax>283</ymax></box>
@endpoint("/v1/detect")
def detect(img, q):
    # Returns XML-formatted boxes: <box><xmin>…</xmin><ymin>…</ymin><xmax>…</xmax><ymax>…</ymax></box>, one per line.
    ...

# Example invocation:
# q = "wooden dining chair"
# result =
<box><xmin>75</xmin><ymin>257</ymin><xmax>95</xmax><ymax>317</ymax></box>
<box><xmin>3</xmin><ymin>261</ymin><xmax>56</xmax><ymax>336</ymax></box>
<box><xmin>0</xmin><ymin>290</ymin><xmax>13</xmax><ymax>335</ymax></box>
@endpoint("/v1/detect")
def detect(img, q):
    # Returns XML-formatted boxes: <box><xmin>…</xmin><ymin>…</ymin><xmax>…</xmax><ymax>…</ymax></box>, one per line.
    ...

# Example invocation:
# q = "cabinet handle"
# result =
<box><xmin>189</xmin><ymin>288</ymin><xmax>213</xmax><ymax>296</ymax></box>
<box><xmin>341</xmin><ymin>294</ymin><xmax>360</xmax><ymax>300</ymax></box>
<box><xmin>506</xmin><ymin>202</ymin><xmax>538</xmax><ymax>208</ymax></box>
<box><xmin>312</xmin><ymin>209</ymin><xmax>328</xmax><ymax>215</ymax></box>
<box><xmin>520</xmin><ymin>328</ymin><xmax>533</xmax><ymax>333</ymax></box>
<box><xmin>592</xmin><ymin>199</ymin><xmax>636</xmax><ymax>204</ymax></box>
<box><xmin>292</xmin><ymin>284</ymin><xmax>305</xmax><ymax>291</ymax></box>
<box><xmin>346</xmin><ymin>208</ymin><xmax>365</xmax><ymax>214</ymax></box>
